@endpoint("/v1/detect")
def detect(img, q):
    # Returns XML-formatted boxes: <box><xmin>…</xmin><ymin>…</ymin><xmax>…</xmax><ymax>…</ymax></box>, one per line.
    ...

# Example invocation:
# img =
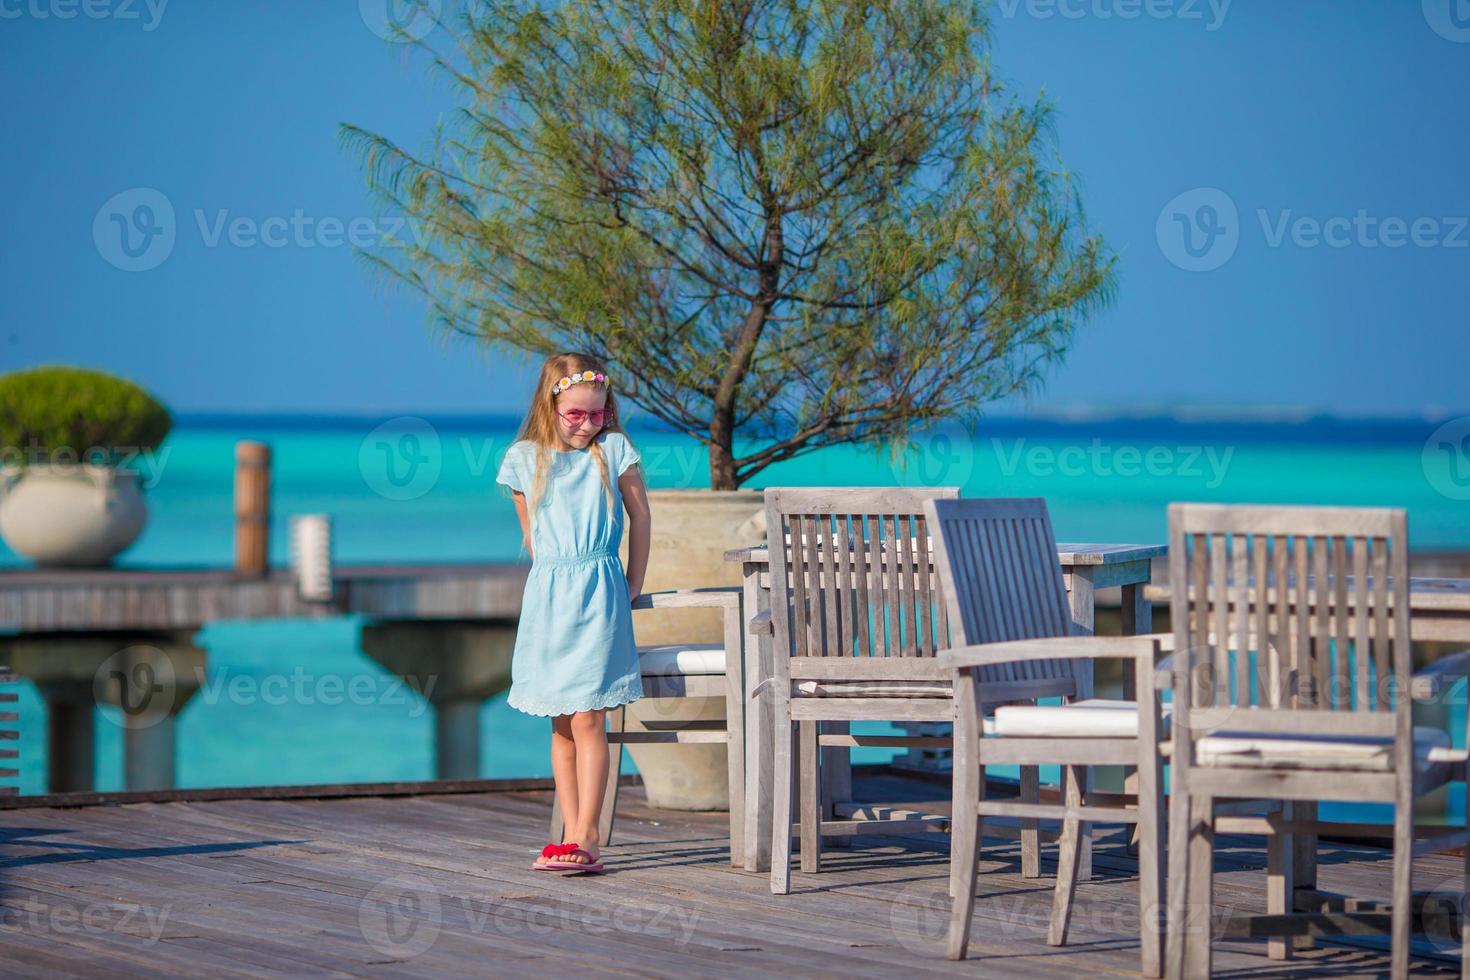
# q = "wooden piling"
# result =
<box><xmin>234</xmin><ymin>441</ymin><xmax>271</xmax><ymax>575</ymax></box>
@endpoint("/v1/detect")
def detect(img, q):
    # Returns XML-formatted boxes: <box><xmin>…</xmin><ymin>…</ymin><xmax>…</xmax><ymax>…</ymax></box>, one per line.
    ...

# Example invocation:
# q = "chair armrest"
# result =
<box><xmin>631</xmin><ymin>588</ymin><xmax>741</xmax><ymax>612</ymax></box>
<box><xmin>1412</xmin><ymin>649</ymin><xmax>1470</xmax><ymax>701</ymax></box>
<box><xmin>748</xmin><ymin>609</ymin><xmax>773</xmax><ymax>634</ymax></box>
<box><xmin>938</xmin><ymin>634</ymin><xmax>1161</xmax><ymax>670</ymax></box>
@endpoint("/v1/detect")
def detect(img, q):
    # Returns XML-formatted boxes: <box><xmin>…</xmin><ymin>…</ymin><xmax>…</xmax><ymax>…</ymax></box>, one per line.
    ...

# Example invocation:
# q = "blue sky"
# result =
<box><xmin>1</xmin><ymin>1</ymin><xmax>1467</xmax><ymax>418</ymax></box>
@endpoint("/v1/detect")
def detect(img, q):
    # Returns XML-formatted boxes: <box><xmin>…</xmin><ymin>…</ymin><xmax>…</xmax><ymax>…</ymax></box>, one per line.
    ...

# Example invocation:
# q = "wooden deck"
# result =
<box><xmin>0</xmin><ymin>771</ymin><xmax>1461</xmax><ymax>977</ymax></box>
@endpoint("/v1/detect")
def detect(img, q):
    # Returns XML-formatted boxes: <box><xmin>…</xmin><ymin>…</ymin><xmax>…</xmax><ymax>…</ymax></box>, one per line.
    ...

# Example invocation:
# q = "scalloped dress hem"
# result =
<box><xmin>507</xmin><ymin>681</ymin><xmax>644</xmax><ymax>718</ymax></box>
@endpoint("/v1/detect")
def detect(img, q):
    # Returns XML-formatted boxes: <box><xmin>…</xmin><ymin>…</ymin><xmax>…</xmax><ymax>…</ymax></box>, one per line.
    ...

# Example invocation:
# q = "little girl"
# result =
<box><xmin>495</xmin><ymin>352</ymin><xmax>650</xmax><ymax>874</ymax></box>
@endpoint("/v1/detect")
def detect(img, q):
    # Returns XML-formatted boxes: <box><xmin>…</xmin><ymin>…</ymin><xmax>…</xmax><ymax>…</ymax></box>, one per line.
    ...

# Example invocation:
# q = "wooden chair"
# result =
<box><xmin>763</xmin><ymin>486</ymin><xmax>963</xmax><ymax>894</ymax></box>
<box><xmin>926</xmin><ymin>496</ymin><xmax>1168</xmax><ymax>976</ymax></box>
<box><xmin>1163</xmin><ymin>503</ymin><xmax>1470</xmax><ymax>979</ymax></box>
<box><xmin>550</xmin><ymin>586</ymin><xmax>746</xmax><ymax>865</ymax></box>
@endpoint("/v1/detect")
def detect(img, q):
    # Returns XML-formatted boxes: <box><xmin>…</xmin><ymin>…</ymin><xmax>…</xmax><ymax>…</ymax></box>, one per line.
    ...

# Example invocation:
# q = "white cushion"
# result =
<box><xmin>793</xmin><ymin>679</ymin><xmax>952</xmax><ymax>698</ymax></box>
<box><xmin>1196</xmin><ymin>726</ymin><xmax>1451</xmax><ymax>774</ymax></box>
<box><xmin>986</xmin><ymin>698</ymin><xmax>1170</xmax><ymax>738</ymax></box>
<box><xmin>637</xmin><ymin>644</ymin><xmax>727</xmax><ymax>676</ymax></box>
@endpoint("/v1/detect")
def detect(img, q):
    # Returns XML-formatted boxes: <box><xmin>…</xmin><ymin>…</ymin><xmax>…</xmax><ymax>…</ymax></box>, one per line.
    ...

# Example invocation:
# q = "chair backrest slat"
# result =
<box><xmin>1311</xmin><ymin>535</ymin><xmax>1330</xmax><ymax>708</ymax></box>
<box><xmin>1252</xmin><ymin>535</ymin><xmax>1271</xmax><ymax>706</ymax></box>
<box><xmin>1372</xmin><ymin>537</ymin><xmax>1391</xmax><ymax>710</ymax></box>
<box><xmin>1168</xmin><ymin>504</ymin><xmax>1412</xmax><ymax>738</ymax></box>
<box><xmin>923</xmin><ymin>497</ymin><xmax>1078</xmax><ymax>688</ymax></box>
<box><xmin>914</xmin><ymin>513</ymin><xmax>936</xmax><ymax>656</ymax></box>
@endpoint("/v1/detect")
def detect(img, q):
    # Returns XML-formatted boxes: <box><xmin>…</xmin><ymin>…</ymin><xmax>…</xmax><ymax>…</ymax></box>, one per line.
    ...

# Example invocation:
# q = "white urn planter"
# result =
<box><xmin>0</xmin><ymin>464</ymin><xmax>148</xmax><ymax>567</ymax></box>
<box><xmin>619</xmin><ymin>488</ymin><xmax>765</xmax><ymax>810</ymax></box>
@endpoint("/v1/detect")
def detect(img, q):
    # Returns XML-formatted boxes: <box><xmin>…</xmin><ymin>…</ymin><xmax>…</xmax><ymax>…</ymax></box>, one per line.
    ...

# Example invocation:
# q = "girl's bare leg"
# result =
<box><xmin>539</xmin><ymin>713</ymin><xmax>580</xmax><ymax>866</ymax></box>
<box><xmin>564</xmin><ymin>708</ymin><xmax>609</xmax><ymax>863</ymax></box>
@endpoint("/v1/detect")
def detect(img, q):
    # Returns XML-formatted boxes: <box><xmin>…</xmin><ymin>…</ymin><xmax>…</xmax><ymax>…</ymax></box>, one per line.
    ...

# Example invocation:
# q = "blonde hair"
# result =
<box><xmin>511</xmin><ymin>352</ymin><xmax>632</xmax><ymax>522</ymax></box>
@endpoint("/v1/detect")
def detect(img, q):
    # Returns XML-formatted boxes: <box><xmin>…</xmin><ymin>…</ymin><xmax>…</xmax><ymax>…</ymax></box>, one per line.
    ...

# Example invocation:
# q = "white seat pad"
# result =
<box><xmin>986</xmin><ymin>698</ymin><xmax>1170</xmax><ymax>738</ymax></box>
<box><xmin>793</xmin><ymin>679</ymin><xmax>952</xmax><ymax>698</ymax></box>
<box><xmin>1196</xmin><ymin>726</ymin><xmax>1451</xmax><ymax>775</ymax></box>
<box><xmin>637</xmin><ymin>644</ymin><xmax>727</xmax><ymax>676</ymax></box>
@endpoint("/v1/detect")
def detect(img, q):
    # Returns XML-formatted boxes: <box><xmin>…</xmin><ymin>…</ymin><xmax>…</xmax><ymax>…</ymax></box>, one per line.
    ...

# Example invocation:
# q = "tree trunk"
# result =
<box><xmin>708</xmin><ymin>430</ymin><xmax>739</xmax><ymax>490</ymax></box>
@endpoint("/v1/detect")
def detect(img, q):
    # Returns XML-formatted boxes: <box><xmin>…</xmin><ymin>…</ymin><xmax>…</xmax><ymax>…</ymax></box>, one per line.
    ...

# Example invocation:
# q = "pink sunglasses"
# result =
<box><xmin>556</xmin><ymin>407</ymin><xmax>614</xmax><ymax>428</ymax></box>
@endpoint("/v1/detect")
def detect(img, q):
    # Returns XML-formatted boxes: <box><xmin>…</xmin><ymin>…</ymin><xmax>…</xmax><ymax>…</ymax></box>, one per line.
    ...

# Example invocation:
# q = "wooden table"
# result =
<box><xmin>725</xmin><ymin>541</ymin><xmax>1166</xmax><ymax>875</ymax></box>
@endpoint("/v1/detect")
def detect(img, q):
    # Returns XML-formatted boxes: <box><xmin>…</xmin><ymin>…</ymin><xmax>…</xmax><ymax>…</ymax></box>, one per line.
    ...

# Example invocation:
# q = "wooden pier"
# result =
<box><xmin>0</xmin><ymin>768</ymin><xmax>1459</xmax><ymax>977</ymax></box>
<box><xmin>0</xmin><ymin>563</ymin><xmax>531</xmax><ymax>793</ymax></box>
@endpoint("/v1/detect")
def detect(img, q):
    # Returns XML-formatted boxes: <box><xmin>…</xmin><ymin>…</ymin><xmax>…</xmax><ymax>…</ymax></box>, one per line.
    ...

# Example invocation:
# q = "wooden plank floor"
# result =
<box><xmin>0</xmin><ymin>771</ymin><xmax>1461</xmax><ymax>977</ymax></box>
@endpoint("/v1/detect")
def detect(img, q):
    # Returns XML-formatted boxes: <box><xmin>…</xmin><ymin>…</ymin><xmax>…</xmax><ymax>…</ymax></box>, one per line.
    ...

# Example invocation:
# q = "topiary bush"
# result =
<box><xmin>0</xmin><ymin>365</ymin><xmax>172</xmax><ymax>469</ymax></box>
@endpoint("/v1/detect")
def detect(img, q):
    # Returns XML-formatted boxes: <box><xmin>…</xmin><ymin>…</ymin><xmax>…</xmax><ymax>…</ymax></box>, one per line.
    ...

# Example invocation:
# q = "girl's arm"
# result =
<box><xmin>620</xmin><ymin>464</ymin><xmax>650</xmax><ymax>602</ymax></box>
<box><xmin>510</xmin><ymin>490</ymin><xmax>533</xmax><ymax>560</ymax></box>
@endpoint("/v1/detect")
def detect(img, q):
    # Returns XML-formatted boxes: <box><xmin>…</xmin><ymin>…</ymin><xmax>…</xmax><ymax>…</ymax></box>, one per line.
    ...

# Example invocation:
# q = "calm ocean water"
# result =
<box><xmin>2</xmin><ymin>414</ymin><xmax>1465</xmax><ymax>820</ymax></box>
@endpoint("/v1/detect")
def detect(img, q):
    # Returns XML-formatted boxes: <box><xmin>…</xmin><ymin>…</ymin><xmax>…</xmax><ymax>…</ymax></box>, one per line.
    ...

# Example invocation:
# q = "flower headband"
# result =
<box><xmin>551</xmin><ymin>371</ymin><xmax>607</xmax><ymax>395</ymax></box>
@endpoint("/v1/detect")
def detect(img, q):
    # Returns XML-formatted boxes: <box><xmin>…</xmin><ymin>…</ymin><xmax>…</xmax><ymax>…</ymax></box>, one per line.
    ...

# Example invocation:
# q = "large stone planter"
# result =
<box><xmin>619</xmin><ymin>488</ymin><xmax>765</xmax><ymax>810</ymax></box>
<box><xmin>0</xmin><ymin>464</ymin><xmax>148</xmax><ymax>567</ymax></box>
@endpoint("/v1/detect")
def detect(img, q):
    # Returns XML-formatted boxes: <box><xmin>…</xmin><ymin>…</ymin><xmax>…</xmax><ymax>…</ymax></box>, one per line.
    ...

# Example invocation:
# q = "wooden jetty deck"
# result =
<box><xmin>0</xmin><ymin>769</ymin><xmax>1460</xmax><ymax>977</ymax></box>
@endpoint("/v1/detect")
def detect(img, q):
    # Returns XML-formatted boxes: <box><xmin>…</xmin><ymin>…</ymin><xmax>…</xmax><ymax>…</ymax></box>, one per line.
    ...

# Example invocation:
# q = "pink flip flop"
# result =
<box><xmin>533</xmin><ymin>842</ymin><xmax>605</xmax><ymax>873</ymax></box>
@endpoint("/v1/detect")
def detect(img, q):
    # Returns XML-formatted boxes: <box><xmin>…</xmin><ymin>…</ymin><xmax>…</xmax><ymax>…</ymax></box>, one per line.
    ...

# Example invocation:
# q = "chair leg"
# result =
<box><xmin>1183</xmin><ymin>793</ymin><xmax>1215</xmax><ymax>979</ymax></box>
<box><xmin>770</xmin><ymin>708</ymin><xmax>795</xmax><ymax>895</ymax></box>
<box><xmin>724</xmin><ymin>699</ymin><xmax>745</xmax><ymax>870</ymax></box>
<box><xmin>1048</xmin><ymin>764</ymin><xmax>1085</xmax><ymax>947</ymax></box>
<box><xmin>822</xmin><ymin>721</ymin><xmax>853</xmax><ymax>850</ymax></box>
<box><xmin>1164</xmin><ymin>779</ymin><xmax>1191</xmax><ymax>980</ymax></box>
<box><xmin>1291</xmin><ymin>800</ymin><xmax>1318</xmax><ymax>951</ymax></box>
<box><xmin>799</xmin><ymin>720</ymin><xmax>821</xmax><ymax>874</ymax></box>
<box><xmin>1020</xmin><ymin>765</ymin><xmax>1041</xmax><ymax>878</ymax></box>
<box><xmin>600</xmin><ymin>706</ymin><xmax>625</xmax><ymax>847</ymax></box>
<box><xmin>1266</xmin><ymin>803</ymin><xmax>1296</xmax><ymax>961</ymax></box>
<box><xmin>947</xmin><ymin>672</ymin><xmax>982</xmax><ymax>960</ymax></box>
<box><xmin>1136</xmin><ymin>739</ymin><xmax>1165</xmax><ymax>978</ymax></box>
<box><xmin>1390</xmin><ymin>783</ymin><xmax>1413</xmax><ymax>980</ymax></box>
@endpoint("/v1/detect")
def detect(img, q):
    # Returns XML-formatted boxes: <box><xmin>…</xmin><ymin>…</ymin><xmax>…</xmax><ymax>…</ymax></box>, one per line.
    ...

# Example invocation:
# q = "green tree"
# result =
<box><xmin>344</xmin><ymin>0</ymin><xmax>1114</xmax><ymax>489</ymax></box>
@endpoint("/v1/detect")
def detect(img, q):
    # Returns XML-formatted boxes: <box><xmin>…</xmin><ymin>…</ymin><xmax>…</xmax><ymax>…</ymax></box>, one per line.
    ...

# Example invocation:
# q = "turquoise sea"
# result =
<box><xmin>2</xmin><ymin>414</ymin><xmax>1466</xmax><ymax>818</ymax></box>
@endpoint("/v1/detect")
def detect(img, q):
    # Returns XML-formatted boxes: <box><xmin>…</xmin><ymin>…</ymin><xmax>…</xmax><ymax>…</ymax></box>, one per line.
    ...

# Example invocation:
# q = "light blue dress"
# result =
<box><xmin>495</xmin><ymin>430</ymin><xmax>644</xmax><ymax>717</ymax></box>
